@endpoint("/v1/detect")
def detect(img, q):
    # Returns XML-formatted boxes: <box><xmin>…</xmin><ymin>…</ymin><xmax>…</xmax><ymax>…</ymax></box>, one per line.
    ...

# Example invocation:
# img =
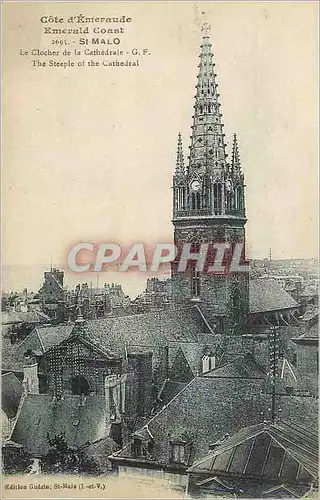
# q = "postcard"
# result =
<box><xmin>1</xmin><ymin>1</ymin><xmax>318</xmax><ymax>498</ymax></box>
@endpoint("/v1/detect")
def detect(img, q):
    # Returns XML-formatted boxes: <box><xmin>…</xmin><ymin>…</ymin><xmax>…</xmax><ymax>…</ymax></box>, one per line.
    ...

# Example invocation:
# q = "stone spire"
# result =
<box><xmin>70</xmin><ymin>300</ymin><xmax>86</xmax><ymax>337</ymax></box>
<box><xmin>231</xmin><ymin>133</ymin><xmax>241</xmax><ymax>174</ymax></box>
<box><xmin>188</xmin><ymin>34</ymin><xmax>227</xmax><ymax>176</ymax></box>
<box><xmin>175</xmin><ymin>132</ymin><xmax>185</xmax><ymax>175</ymax></box>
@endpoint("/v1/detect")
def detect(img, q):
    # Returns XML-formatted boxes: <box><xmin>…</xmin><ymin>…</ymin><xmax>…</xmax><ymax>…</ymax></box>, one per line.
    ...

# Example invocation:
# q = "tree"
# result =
<box><xmin>40</xmin><ymin>433</ymin><xmax>79</xmax><ymax>474</ymax></box>
<box><xmin>2</xmin><ymin>447</ymin><xmax>32</xmax><ymax>475</ymax></box>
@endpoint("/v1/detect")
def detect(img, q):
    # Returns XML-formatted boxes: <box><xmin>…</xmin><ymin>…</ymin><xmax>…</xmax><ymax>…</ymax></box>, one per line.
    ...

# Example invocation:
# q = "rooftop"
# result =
<box><xmin>1</xmin><ymin>310</ymin><xmax>50</xmax><ymax>325</ymax></box>
<box><xmin>10</xmin><ymin>393</ymin><xmax>110</xmax><ymax>456</ymax></box>
<box><xmin>249</xmin><ymin>279</ymin><xmax>298</xmax><ymax>314</ymax></box>
<box><xmin>112</xmin><ymin>375</ymin><xmax>317</xmax><ymax>469</ymax></box>
<box><xmin>187</xmin><ymin>420</ymin><xmax>318</xmax><ymax>483</ymax></box>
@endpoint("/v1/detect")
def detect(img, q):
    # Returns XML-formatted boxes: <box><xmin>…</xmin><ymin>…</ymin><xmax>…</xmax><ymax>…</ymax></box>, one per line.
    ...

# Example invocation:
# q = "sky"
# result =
<box><xmin>2</xmin><ymin>1</ymin><xmax>318</xmax><ymax>296</ymax></box>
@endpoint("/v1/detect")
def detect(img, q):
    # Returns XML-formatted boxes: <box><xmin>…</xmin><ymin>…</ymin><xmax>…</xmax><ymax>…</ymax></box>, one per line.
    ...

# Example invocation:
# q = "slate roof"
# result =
<box><xmin>2</xmin><ymin>337</ymin><xmax>27</xmax><ymax>373</ymax></box>
<box><xmin>2</xmin><ymin>307</ymin><xmax>207</xmax><ymax>369</ymax></box>
<box><xmin>187</xmin><ymin>420</ymin><xmax>318</xmax><ymax>482</ymax></box>
<box><xmin>35</xmin><ymin>324</ymin><xmax>73</xmax><ymax>351</ymax></box>
<box><xmin>112</xmin><ymin>378</ymin><xmax>318</xmax><ymax>469</ymax></box>
<box><xmin>249</xmin><ymin>279</ymin><xmax>298</xmax><ymax>314</ymax></box>
<box><xmin>1</xmin><ymin>325</ymin><xmax>73</xmax><ymax>373</ymax></box>
<box><xmin>1</xmin><ymin>310</ymin><xmax>50</xmax><ymax>325</ymax></box>
<box><xmin>81</xmin><ymin>306</ymin><xmax>207</xmax><ymax>356</ymax></box>
<box><xmin>157</xmin><ymin>379</ymin><xmax>189</xmax><ymax>405</ymax></box>
<box><xmin>204</xmin><ymin>353</ymin><xmax>266</xmax><ymax>379</ymax></box>
<box><xmin>113</xmin><ymin>377</ymin><xmax>268</xmax><ymax>467</ymax></box>
<box><xmin>10</xmin><ymin>394</ymin><xmax>109</xmax><ymax>456</ymax></box>
<box><xmin>80</xmin><ymin>436</ymin><xmax>119</xmax><ymax>472</ymax></box>
<box><xmin>1</xmin><ymin>372</ymin><xmax>23</xmax><ymax>418</ymax></box>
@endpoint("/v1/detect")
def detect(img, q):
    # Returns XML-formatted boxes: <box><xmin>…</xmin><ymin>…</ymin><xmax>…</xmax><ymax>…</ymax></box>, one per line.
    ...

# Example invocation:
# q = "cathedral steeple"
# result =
<box><xmin>171</xmin><ymin>26</ymin><xmax>249</xmax><ymax>331</ymax></box>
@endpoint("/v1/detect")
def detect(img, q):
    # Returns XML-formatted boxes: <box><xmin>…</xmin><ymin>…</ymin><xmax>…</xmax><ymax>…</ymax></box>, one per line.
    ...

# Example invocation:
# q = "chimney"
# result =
<box><xmin>23</xmin><ymin>362</ymin><xmax>39</xmax><ymax>394</ymax></box>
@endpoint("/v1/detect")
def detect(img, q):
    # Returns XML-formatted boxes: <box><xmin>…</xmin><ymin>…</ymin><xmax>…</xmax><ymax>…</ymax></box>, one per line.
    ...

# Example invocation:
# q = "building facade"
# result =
<box><xmin>171</xmin><ymin>34</ymin><xmax>249</xmax><ymax>331</ymax></box>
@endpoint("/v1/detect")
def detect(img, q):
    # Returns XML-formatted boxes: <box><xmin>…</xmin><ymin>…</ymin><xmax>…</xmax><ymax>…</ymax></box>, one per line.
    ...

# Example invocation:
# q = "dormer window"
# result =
<box><xmin>131</xmin><ymin>437</ymin><xmax>142</xmax><ymax>458</ymax></box>
<box><xmin>131</xmin><ymin>427</ymin><xmax>154</xmax><ymax>460</ymax></box>
<box><xmin>172</xmin><ymin>443</ymin><xmax>186</xmax><ymax>463</ymax></box>
<box><xmin>170</xmin><ymin>440</ymin><xmax>191</xmax><ymax>465</ymax></box>
<box><xmin>202</xmin><ymin>353</ymin><xmax>216</xmax><ymax>374</ymax></box>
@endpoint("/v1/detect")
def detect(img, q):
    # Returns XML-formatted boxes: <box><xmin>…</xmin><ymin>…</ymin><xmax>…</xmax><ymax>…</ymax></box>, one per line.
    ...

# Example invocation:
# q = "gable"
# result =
<box><xmin>43</xmin><ymin>333</ymin><xmax>118</xmax><ymax>362</ymax></box>
<box><xmin>169</xmin><ymin>347</ymin><xmax>195</xmax><ymax>382</ymax></box>
<box><xmin>40</xmin><ymin>275</ymin><xmax>63</xmax><ymax>293</ymax></box>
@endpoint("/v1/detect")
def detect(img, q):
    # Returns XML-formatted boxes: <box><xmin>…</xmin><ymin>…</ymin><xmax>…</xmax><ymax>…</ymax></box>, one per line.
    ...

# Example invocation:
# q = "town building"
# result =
<box><xmin>171</xmin><ymin>36</ymin><xmax>248</xmax><ymax>331</ymax></box>
<box><xmin>186</xmin><ymin>420</ymin><xmax>318</xmax><ymax>498</ymax></box>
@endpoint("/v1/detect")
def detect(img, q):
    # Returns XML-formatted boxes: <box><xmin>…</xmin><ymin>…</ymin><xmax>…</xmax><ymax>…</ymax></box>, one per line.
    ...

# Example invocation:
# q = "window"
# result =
<box><xmin>71</xmin><ymin>375</ymin><xmax>91</xmax><ymax>396</ymax></box>
<box><xmin>131</xmin><ymin>429</ymin><xmax>154</xmax><ymax>459</ymax></box>
<box><xmin>190</xmin><ymin>240</ymin><xmax>200</xmax><ymax>253</ymax></box>
<box><xmin>213</xmin><ymin>183</ymin><xmax>222</xmax><ymax>214</ymax></box>
<box><xmin>131</xmin><ymin>438</ymin><xmax>142</xmax><ymax>458</ymax></box>
<box><xmin>171</xmin><ymin>444</ymin><xmax>185</xmax><ymax>463</ymax></box>
<box><xmin>109</xmin><ymin>387</ymin><xmax>117</xmax><ymax>421</ymax></box>
<box><xmin>131</xmin><ymin>438</ymin><xmax>154</xmax><ymax>459</ymax></box>
<box><xmin>235</xmin><ymin>186</ymin><xmax>242</xmax><ymax>211</ymax></box>
<box><xmin>170</xmin><ymin>441</ymin><xmax>191</xmax><ymax>465</ymax></box>
<box><xmin>191</xmin><ymin>192</ymin><xmax>201</xmax><ymax>210</ymax></box>
<box><xmin>202</xmin><ymin>354</ymin><xmax>216</xmax><ymax>374</ymax></box>
<box><xmin>170</xmin><ymin>435</ymin><xmax>191</xmax><ymax>465</ymax></box>
<box><xmin>191</xmin><ymin>266</ymin><xmax>201</xmax><ymax>297</ymax></box>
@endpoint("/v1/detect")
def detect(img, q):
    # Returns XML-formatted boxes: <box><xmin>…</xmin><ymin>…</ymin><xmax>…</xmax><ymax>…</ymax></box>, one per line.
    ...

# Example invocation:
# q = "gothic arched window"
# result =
<box><xmin>213</xmin><ymin>183</ymin><xmax>222</xmax><ymax>215</ymax></box>
<box><xmin>191</xmin><ymin>265</ymin><xmax>201</xmax><ymax>298</ymax></box>
<box><xmin>226</xmin><ymin>192</ymin><xmax>232</xmax><ymax>212</ymax></box>
<box><xmin>191</xmin><ymin>192</ymin><xmax>195</xmax><ymax>209</ymax></box>
<box><xmin>235</xmin><ymin>186</ymin><xmax>242</xmax><ymax>211</ymax></box>
<box><xmin>191</xmin><ymin>192</ymin><xmax>201</xmax><ymax>210</ymax></box>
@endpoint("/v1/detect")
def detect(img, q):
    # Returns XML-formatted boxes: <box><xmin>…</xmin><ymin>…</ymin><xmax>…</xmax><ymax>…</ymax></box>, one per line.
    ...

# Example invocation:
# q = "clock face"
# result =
<box><xmin>191</xmin><ymin>180</ymin><xmax>201</xmax><ymax>192</ymax></box>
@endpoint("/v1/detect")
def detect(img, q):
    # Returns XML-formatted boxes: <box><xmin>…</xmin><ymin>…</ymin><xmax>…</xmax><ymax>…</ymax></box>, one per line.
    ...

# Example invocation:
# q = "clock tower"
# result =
<box><xmin>171</xmin><ymin>33</ymin><xmax>249</xmax><ymax>332</ymax></box>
